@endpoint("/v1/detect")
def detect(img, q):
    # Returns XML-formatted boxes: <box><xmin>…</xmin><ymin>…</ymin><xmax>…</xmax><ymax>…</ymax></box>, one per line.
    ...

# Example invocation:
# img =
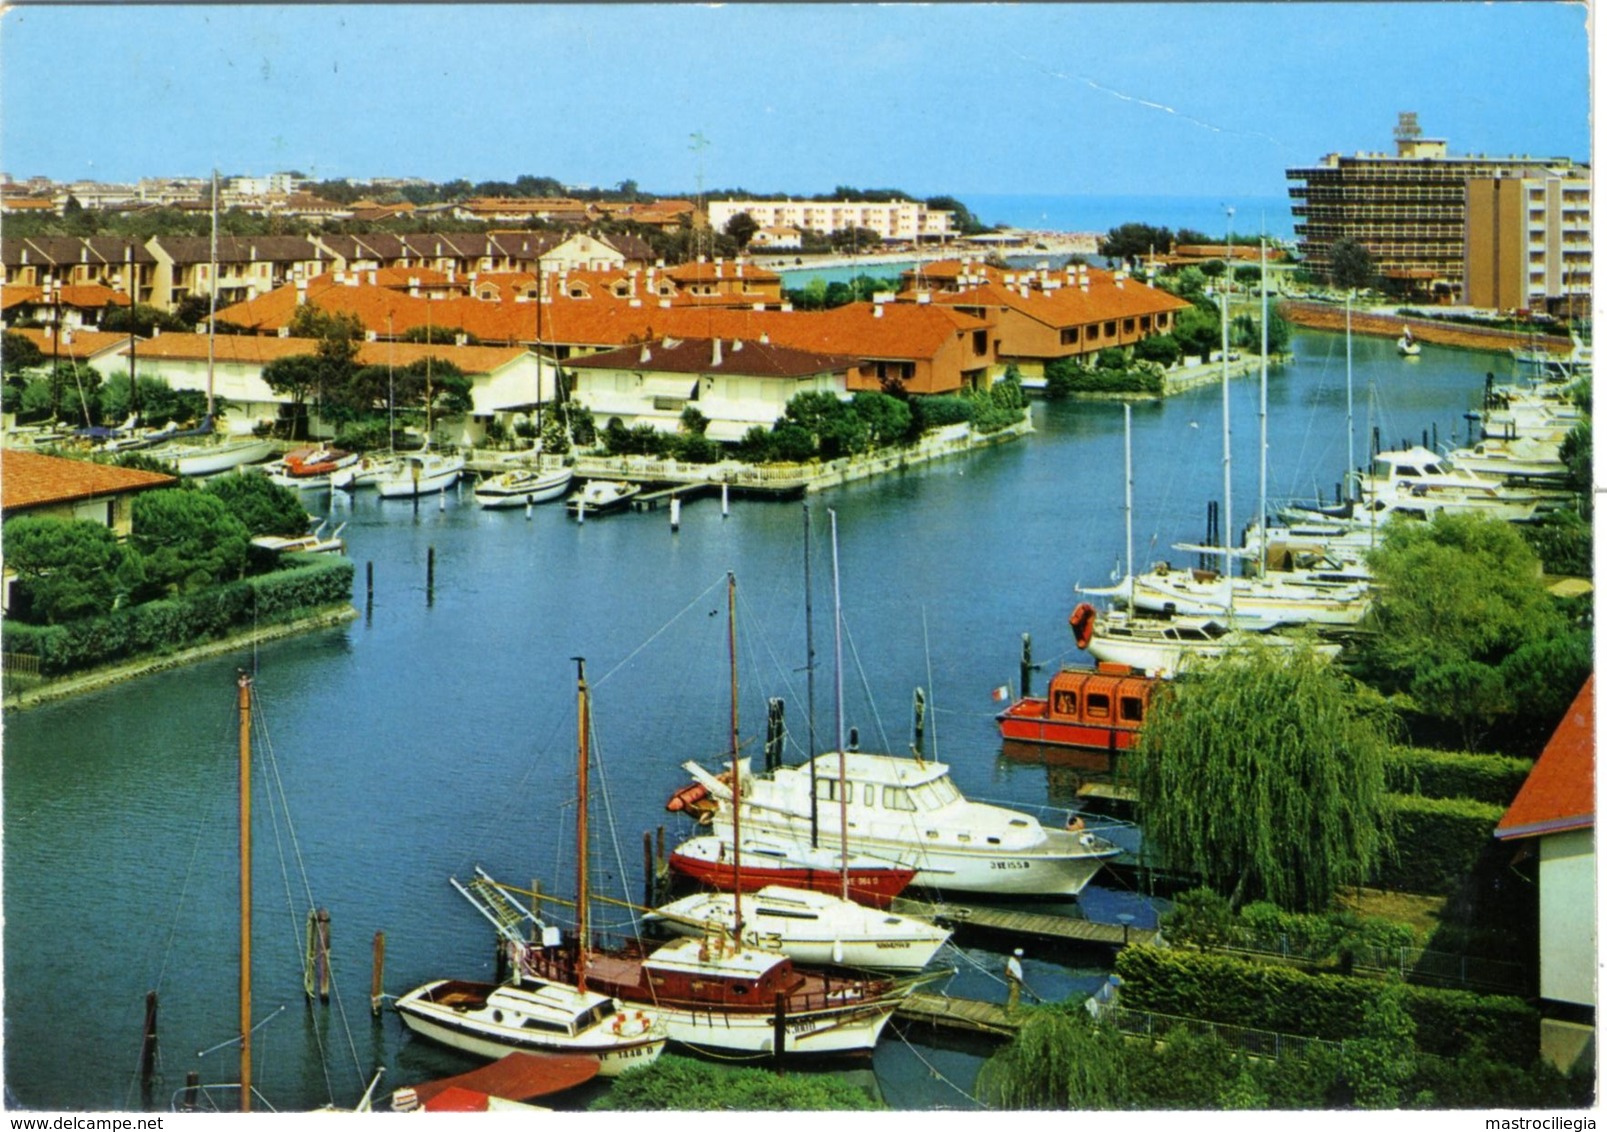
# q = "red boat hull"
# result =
<box><xmin>996</xmin><ymin>699</ymin><xmax>1142</xmax><ymax>751</ymax></box>
<box><xmin>667</xmin><ymin>851</ymin><xmax>915</xmax><ymax>910</ymax></box>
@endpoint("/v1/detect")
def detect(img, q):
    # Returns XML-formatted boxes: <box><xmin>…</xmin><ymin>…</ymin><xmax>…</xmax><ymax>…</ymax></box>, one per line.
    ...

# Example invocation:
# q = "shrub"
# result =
<box><xmin>1376</xmin><ymin>794</ymin><xmax>1505</xmax><ymax>894</ymax></box>
<box><xmin>1383</xmin><ymin>747</ymin><xmax>1533</xmax><ymax>806</ymax></box>
<box><xmin>591</xmin><ymin>1054</ymin><xmax>880</xmax><ymax>1111</ymax></box>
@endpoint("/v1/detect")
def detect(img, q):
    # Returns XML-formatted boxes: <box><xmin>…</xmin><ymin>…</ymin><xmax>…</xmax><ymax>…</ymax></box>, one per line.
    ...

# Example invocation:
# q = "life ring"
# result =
<box><xmin>1069</xmin><ymin>602</ymin><xmax>1097</xmax><ymax>649</ymax></box>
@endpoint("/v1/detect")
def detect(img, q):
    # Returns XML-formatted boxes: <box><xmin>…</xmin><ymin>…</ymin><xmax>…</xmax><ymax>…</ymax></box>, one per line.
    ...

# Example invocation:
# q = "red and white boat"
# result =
<box><xmin>666</xmin><ymin>833</ymin><xmax>916</xmax><ymax>910</ymax></box>
<box><xmin>996</xmin><ymin>663</ymin><xmax>1159</xmax><ymax>752</ymax></box>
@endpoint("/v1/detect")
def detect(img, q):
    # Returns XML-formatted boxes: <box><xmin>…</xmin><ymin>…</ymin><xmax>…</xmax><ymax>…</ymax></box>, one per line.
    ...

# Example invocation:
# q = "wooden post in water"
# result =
<box><xmin>721</xmin><ymin>482</ymin><xmax>729</xmax><ymax>518</ymax></box>
<box><xmin>139</xmin><ymin>990</ymin><xmax>159</xmax><ymax>1102</ymax></box>
<box><xmin>642</xmin><ymin>831</ymin><xmax>656</xmax><ymax>908</ymax></box>
<box><xmin>365</xmin><ymin>561</ymin><xmax>374</xmax><ymax>617</ymax></box>
<box><xmin>370</xmin><ymin>930</ymin><xmax>386</xmax><ymax>1017</ymax></box>
<box><xmin>182</xmin><ymin>1071</ymin><xmax>200</xmax><ymax>1112</ymax></box>
<box><xmin>669</xmin><ymin>495</ymin><xmax>681</xmax><ymax>532</ymax></box>
<box><xmin>304</xmin><ymin>907</ymin><xmax>331</xmax><ymax>1002</ymax></box>
<box><xmin>1019</xmin><ymin>633</ymin><xmax>1033</xmax><ymax>700</ymax></box>
<box><xmin>426</xmin><ymin>546</ymin><xmax>435</xmax><ymax>606</ymax></box>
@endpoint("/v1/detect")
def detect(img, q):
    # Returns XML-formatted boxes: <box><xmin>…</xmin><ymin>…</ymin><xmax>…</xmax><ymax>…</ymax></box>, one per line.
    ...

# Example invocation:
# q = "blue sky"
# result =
<box><xmin>0</xmin><ymin>3</ymin><xmax>1591</xmax><ymax>199</ymax></box>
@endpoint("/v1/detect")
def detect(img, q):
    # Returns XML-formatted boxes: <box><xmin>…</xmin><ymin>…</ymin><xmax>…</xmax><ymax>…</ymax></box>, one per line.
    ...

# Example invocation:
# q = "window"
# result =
<box><xmin>1123</xmin><ymin>318</ymin><xmax>1135</xmax><ymax>334</ymax></box>
<box><xmin>1104</xmin><ymin>321</ymin><xmax>1117</xmax><ymax>337</ymax></box>
<box><xmin>882</xmin><ymin>786</ymin><xmax>916</xmax><ymax>811</ymax></box>
<box><xmin>973</xmin><ymin>330</ymin><xmax>987</xmax><ymax>354</ymax></box>
<box><xmin>816</xmin><ymin>778</ymin><xmax>852</xmax><ymax>803</ymax></box>
<box><xmin>1086</xmin><ymin>324</ymin><xmax>1099</xmax><ymax>341</ymax></box>
<box><xmin>1086</xmin><ymin>692</ymin><xmax>1110</xmax><ymax>719</ymax></box>
<box><xmin>1140</xmin><ymin>316</ymin><xmax>1152</xmax><ymax>332</ymax></box>
<box><xmin>1053</xmin><ymin>690</ymin><xmax>1077</xmax><ymax>716</ymax></box>
<box><xmin>1120</xmin><ymin>696</ymin><xmax>1145</xmax><ymax>722</ymax></box>
<box><xmin>1061</xmin><ymin>327</ymin><xmax>1080</xmax><ymax>345</ymax></box>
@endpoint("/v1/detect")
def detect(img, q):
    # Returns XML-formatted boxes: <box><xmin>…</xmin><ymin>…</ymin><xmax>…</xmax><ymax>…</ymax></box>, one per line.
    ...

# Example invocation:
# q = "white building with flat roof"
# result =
<box><xmin>707</xmin><ymin>199</ymin><xmax>954</xmax><ymax>243</ymax></box>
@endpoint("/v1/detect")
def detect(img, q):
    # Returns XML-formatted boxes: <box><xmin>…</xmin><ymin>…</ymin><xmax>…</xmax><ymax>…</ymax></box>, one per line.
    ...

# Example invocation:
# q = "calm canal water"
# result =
<box><xmin>3</xmin><ymin>330</ymin><xmax>1513</xmax><ymax>1112</ymax></box>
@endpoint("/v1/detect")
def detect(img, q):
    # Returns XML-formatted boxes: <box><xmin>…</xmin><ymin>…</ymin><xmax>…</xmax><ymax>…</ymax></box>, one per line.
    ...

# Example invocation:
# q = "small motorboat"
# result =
<box><xmin>330</xmin><ymin>453</ymin><xmax>406</xmax><ymax>491</ymax></box>
<box><xmin>1397</xmin><ymin>327</ymin><xmax>1421</xmax><ymax>357</ymax></box>
<box><xmin>565</xmin><ymin>479</ymin><xmax>640</xmax><ymax>516</ymax></box>
<box><xmin>475</xmin><ymin>464</ymin><xmax>575</xmax><ymax>509</ymax></box>
<box><xmin>249</xmin><ymin>520</ymin><xmax>347</xmax><ymax>556</ymax></box>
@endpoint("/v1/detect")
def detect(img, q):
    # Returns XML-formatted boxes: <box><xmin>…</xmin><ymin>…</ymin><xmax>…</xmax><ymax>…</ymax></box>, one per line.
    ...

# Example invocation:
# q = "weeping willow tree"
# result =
<box><xmin>975</xmin><ymin>1007</ymin><xmax>1130</xmax><ymax>1109</ymax></box>
<box><xmin>1126</xmin><ymin>645</ymin><xmax>1396</xmax><ymax>912</ymax></box>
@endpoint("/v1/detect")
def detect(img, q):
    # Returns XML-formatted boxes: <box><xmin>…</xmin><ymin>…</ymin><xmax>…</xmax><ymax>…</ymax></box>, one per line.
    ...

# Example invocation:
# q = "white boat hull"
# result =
<box><xmin>154</xmin><ymin>437</ymin><xmax>276</xmax><ymax>476</ymax></box>
<box><xmin>475</xmin><ymin>467</ymin><xmax>575</xmax><ymax>508</ymax></box>
<box><xmin>648</xmin><ymin>886</ymin><xmax>949</xmax><ymax>971</ymax></box>
<box><xmin>375</xmin><ymin>457</ymin><xmax>466</xmax><ymax>498</ymax></box>
<box><xmin>705</xmin><ymin>814</ymin><xmax>1114</xmax><ymax>897</ymax></box>
<box><xmin>394</xmin><ymin>980</ymin><xmax>664</xmax><ymax>1077</ymax></box>
<box><xmin>656</xmin><ymin>997</ymin><xmax>900</xmax><ymax>1055</ymax></box>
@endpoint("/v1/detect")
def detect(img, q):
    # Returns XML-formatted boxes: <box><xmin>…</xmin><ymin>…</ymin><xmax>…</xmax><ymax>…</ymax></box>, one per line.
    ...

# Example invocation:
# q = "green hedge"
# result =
<box><xmin>5</xmin><ymin>555</ymin><xmax>354</xmax><ymax>675</ymax></box>
<box><xmin>1384</xmin><ymin>747</ymin><xmax>1533</xmax><ymax>806</ymax></box>
<box><xmin>1374</xmin><ymin>794</ymin><xmax>1505</xmax><ymax>894</ymax></box>
<box><xmin>1115</xmin><ymin>946</ymin><xmax>1538</xmax><ymax>1065</ymax></box>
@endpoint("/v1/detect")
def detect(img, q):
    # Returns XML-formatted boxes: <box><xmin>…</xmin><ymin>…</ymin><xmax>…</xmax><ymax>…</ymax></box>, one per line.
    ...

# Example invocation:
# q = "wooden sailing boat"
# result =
<box><xmin>486</xmin><ymin>650</ymin><xmax>926</xmax><ymax>1057</ymax></box>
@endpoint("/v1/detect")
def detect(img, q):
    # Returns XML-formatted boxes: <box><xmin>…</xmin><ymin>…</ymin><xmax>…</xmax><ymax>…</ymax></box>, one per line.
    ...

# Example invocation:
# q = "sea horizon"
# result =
<box><xmin>957</xmin><ymin>192</ymin><xmax>1296</xmax><ymax>242</ymax></box>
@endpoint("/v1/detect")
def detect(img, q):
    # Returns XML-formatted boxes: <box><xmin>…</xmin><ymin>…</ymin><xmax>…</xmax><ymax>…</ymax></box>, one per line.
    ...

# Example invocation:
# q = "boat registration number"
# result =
<box><xmin>990</xmin><ymin>860</ymin><xmax>1030</xmax><ymax>870</ymax></box>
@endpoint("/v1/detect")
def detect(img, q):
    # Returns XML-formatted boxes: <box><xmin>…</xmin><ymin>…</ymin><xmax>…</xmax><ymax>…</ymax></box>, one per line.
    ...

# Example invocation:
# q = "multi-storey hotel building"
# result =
<box><xmin>706</xmin><ymin>198</ymin><xmax>955</xmax><ymax>244</ymax></box>
<box><xmin>1287</xmin><ymin>113</ymin><xmax>1589</xmax><ymax>306</ymax></box>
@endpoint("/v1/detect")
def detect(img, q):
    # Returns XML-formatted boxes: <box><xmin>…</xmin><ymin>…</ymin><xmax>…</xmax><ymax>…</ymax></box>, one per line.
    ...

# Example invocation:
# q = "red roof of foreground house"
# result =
<box><xmin>1</xmin><ymin>448</ymin><xmax>175</xmax><ymax>512</ymax></box>
<box><xmin>12</xmin><ymin>327</ymin><xmax>144</xmax><ymax>359</ymax></box>
<box><xmin>122</xmin><ymin>332</ymin><xmax>531</xmax><ymax>375</ymax></box>
<box><xmin>1495</xmin><ymin>675</ymin><xmax>1595</xmax><ymax>840</ymax></box>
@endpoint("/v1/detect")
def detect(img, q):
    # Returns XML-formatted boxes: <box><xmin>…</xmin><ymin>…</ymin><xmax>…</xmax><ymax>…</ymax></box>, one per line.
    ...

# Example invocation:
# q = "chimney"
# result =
<box><xmin>917</xmin><ymin>291</ymin><xmax>931</xmax><ymax>304</ymax></box>
<box><xmin>249</xmin><ymin>245</ymin><xmax>257</xmax><ymax>262</ymax></box>
<box><xmin>711</xmin><ymin>338</ymin><xmax>723</xmax><ymax>366</ymax></box>
<box><xmin>753</xmin><ymin>302</ymin><xmax>766</xmax><ymax>311</ymax></box>
<box><xmin>455</xmin><ymin>332</ymin><xmax>467</xmax><ymax>346</ymax></box>
<box><xmin>780</xmin><ymin>303</ymin><xmax>792</xmax><ymax>312</ymax></box>
<box><xmin>366</xmin><ymin>330</ymin><xmax>378</xmax><ymax>341</ymax></box>
<box><xmin>731</xmin><ymin>339</ymin><xmax>743</xmax><ymax>351</ymax></box>
<box><xmin>640</xmin><ymin>345</ymin><xmax>652</xmax><ymax>364</ymax></box>
<box><xmin>760</xmin><ymin>332</ymin><xmax>769</xmax><ymax>344</ymax></box>
<box><xmin>660</xmin><ymin>299</ymin><xmax>672</xmax><ymax>308</ymax></box>
<box><xmin>874</xmin><ymin>305</ymin><xmax>884</xmax><ymax>318</ymax></box>
<box><xmin>278</xmin><ymin>326</ymin><xmax>290</xmax><ymax>338</ymax></box>
<box><xmin>629</xmin><ymin>298</ymin><xmax>642</xmax><ymax>307</ymax></box>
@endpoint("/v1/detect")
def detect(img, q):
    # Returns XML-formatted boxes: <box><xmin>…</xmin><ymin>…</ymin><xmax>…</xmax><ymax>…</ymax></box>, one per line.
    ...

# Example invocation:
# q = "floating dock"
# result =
<box><xmin>890</xmin><ymin>898</ymin><xmax>1158</xmax><ymax>950</ymax></box>
<box><xmin>895</xmin><ymin>991</ymin><xmax>1021</xmax><ymax>1038</ymax></box>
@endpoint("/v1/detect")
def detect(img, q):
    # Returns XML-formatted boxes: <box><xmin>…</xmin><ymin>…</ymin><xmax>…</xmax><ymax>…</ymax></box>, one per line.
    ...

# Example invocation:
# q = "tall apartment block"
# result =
<box><xmin>1287</xmin><ymin>113</ymin><xmax>1590</xmax><ymax>309</ymax></box>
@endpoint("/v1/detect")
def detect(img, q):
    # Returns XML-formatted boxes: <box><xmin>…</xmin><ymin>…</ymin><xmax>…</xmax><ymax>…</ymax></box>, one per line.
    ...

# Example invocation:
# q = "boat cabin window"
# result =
<box><xmin>1085</xmin><ymin>692</ymin><xmax>1111</xmax><ymax>719</ymax></box>
<box><xmin>1120</xmin><ymin>695</ymin><xmax>1145</xmax><ymax>722</ymax></box>
<box><xmin>520</xmin><ymin>1017</ymin><xmax>570</xmax><ymax>1034</ymax></box>
<box><xmin>910</xmin><ymin>777</ymin><xmax>960</xmax><ymax>809</ymax></box>
<box><xmin>815</xmin><ymin>778</ymin><xmax>851</xmax><ymax>803</ymax></box>
<box><xmin>1053</xmin><ymin>690</ymin><xmax>1077</xmax><ymax>716</ymax></box>
<box><xmin>882</xmin><ymin>786</ymin><xmax>917</xmax><ymax>811</ymax></box>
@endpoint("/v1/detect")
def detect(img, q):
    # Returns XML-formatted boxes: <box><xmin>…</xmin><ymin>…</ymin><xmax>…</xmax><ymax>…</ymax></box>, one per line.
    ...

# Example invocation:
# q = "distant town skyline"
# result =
<box><xmin>0</xmin><ymin>3</ymin><xmax>1591</xmax><ymax>200</ymax></box>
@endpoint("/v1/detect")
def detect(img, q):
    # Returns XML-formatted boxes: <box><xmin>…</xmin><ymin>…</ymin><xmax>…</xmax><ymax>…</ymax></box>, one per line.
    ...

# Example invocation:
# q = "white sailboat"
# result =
<box><xmin>646</xmin><ymin>884</ymin><xmax>949</xmax><ymax>972</ymax></box>
<box><xmin>475</xmin><ymin>462</ymin><xmax>575</xmax><ymax>508</ymax></box>
<box><xmin>373</xmin><ymin>449</ymin><xmax>465</xmax><ymax>498</ymax></box>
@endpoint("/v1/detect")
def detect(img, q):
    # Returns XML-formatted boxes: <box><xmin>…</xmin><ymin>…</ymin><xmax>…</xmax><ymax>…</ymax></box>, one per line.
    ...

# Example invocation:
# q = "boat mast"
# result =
<box><xmin>1220</xmin><ymin>207</ymin><xmax>1234</xmax><ymax>583</ymax></box>
<box><xmin>236</xmin><ymin>671</ymin><xmax>253</xmax><ymax>1113</ymax></box>
<box><xmin>726</xmin><ymin>572</ymin><xmax>743</xmax><ymax>935</ymax></box>
<box><xmin>1345</xmin><ymin>292</ymin><xmax>1355</xmax><ymax>501</ymax></box>
<box><xmin>828</xmin><ymin>509</ymin><xmax>848</xmax><ymax>902</ymax></box>
<box><xmin>1258</xmin><ymin>237</ymin><xmax>1269</xmax><ymax>578</ymax></box>
<box><xmin>207</xmin><ymin>170</ymin><xmax>218</xmax><ymax>421</ymax></box>
<box><xmin>1124</xmin><ymin>404</ymin><xmax>1134</xmax><ymax>615</ymax></box>
<box><xmin>573</xmin><ymin>657</ymin><xmax>590</xmax><ymax>995</ymax></box>
<box><xmin>803</xmin><ymin>504</ymin><xmax>819</xmax><ymax>848</ymax></box>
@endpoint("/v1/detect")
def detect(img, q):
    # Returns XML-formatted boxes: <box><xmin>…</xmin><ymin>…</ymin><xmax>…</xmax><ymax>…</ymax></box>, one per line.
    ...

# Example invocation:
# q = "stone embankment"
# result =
<box><xmin>568</xmin><ymin>417</ymin><xmax>1033</xmax><ymax>494</ymax></box>
<box><xmin>1278</xmin><ymin>301</ymin><xmax>1569</xmax><ymax>355</ymax></box>
<box><xmin>2</xmin><ymin>605</ymin><xmax>358</xmax><ymax>712</ymax></box>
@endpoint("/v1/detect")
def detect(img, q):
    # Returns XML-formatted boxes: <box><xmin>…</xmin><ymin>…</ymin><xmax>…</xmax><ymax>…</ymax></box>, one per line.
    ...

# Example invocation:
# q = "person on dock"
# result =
<box><xmin>1005</xmin><ymin>948</ymin><xmax>1025</xmax><ymax>1014</ymax></box>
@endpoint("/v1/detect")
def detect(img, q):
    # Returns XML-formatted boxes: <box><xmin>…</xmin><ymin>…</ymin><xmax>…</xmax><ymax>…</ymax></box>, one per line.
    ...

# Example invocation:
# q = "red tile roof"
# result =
<box><xmin>123</xmin><ymin>332</ymin><xmax>531</xmax><ymax>375</ymax></box>
<box><xmin>1</xmin><ymin>448</ymin><xmax>175</xmax><ymax>512</ymax></box>
<box><xmin>565</xmin><ymin>336</ymin><xmax>857</xmax><ymax>378</ymax></box>
<box><xmin>1</xmin><ymin>283</ymin><xmax>131</xmax><ymax>311</ymax></box>
<box><xmin>1496</xmin><ymin>675</ymin><xmax>1595</xmax><ymax>840</ymax></box>
<box><xmin>12</xmin><ymin>327</ymin><xmax>142</xmax><ymax>358</ymax></box>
